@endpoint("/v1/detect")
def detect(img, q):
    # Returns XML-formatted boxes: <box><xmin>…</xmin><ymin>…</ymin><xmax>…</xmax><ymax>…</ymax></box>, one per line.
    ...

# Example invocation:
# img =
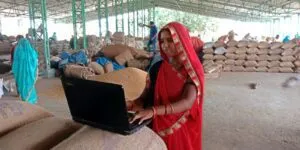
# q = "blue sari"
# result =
<box><xmin>12</xmin><ymin>39</ymin><xmax>38</xmax><ymax>104</ymax></box>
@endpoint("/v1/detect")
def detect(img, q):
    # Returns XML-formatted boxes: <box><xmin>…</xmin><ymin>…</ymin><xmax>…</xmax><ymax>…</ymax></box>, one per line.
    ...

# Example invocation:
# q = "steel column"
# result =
<box><xmin>72</xmin><ymin>0</ymin><xmax>87</xmax><ymax>49</ymax></box>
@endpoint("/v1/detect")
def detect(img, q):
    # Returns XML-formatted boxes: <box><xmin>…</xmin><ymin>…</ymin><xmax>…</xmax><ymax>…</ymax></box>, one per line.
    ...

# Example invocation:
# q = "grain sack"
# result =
<box><xmin>64</xmin><ymin>64</ymin><xmax>95</xmax><ymax>79</ymax></box>
<box><xmin>257</xmin><ymin>49</ymin><xmax>269</xmax><ymax>55</ymax></box>
<box><xmin>268</xmin><ymin>55</ymin><xmax>281</xmax><ymax>61</ymax></box>
<box><xmin>279</xmin><ymin>67</ymin><xmax>294</xmax><ymax>73</ymax></box>
<box><xmin>203</xmin><ymin>42</ymin><xmax>214</xmax><ymax>49</ymax></box>
<box><xmin>225</xmin><ymin>53</ymin><xmax>237</xmax><ymax>59</ymax></box>
<box><xmin>280</xmin><ymin>62</ymin><xmax>295</xmax><ymax>68</ymax></box>
<box><xmin>226</xmin><ymin>40</ymin><xmax>238</xmax><ymax>47</ymax></box>
<box><xmin>203</xmin><ymin>60</ymin><xmax>214</xmax><ymax>66</ymax></box>
<box><xmin>0</xmin><ymin>117</ymin><xmax>81</xmax><ymax>150</ymax></box>
<box><xmin>88</xmin><ymin>62</ymin><xmax>105</xmax><ymax>75</ymax></box>
<box><xmin>235</xmin><ymin>48</ymin><xmax>247</xmax><ymax>54</ymax></box>
<box><xmin>0</xmin><ymin>100</ymin><xmax>53</xmax><ymax>137</ymax></box>
<box><xmin>281</xmin><ymin>43</ymin><xmax>296</xmax><ymax>49</ymax></box>
<box><xmin>203</xmin><ymin>48</ymin><xmax>214</xmax><ymax>54</ymax></box>
<box><xmin>269</xmin><ymin>48</ymin><xmax>283</xmax><ymax>55</ymax></box>
<box><xmin>87</xmin><ymin>67</ymin><xmax>147</xmax><ymax>101</ymax></box>
<box><xmin>257</xmin><ymin>61</ymin><xmax>268</xmax><ymax>67</ymax></box>
<box><xmin>256</xmin><ymin>67</ymin><xmax>268</xmax><ymax>72</ymax></box>
<box><xmin>268</xmin><ymin>67</ymin><xmax>280</xmax><ymax>73</ymax></box>
<box><xmin>247</xmin><ymin>41</ymin><xmax>258</xmax><ymax>48</ymax></box>
<box><xmin>213</xmin><ymin>41</ymin><xmax>226</xmax><ymax>48</ymax></box>
<box><xmin>258</xmin><ymin>42</ymin><xmax>270</xmax><ymax>49</ymax></box>
<box><xmin>270</xmin><ymin>42</ymin><xmax>283</xmax><ymax>50</ymax></box>
<box><xmin>231</xmin><ymin>66</ymin><xmax>245</xmax><ymax>72</ymax></box>
<box><xmin>235</xmin><ymin>60</ymin><xmax>245</xmax><ymax>66</ymax></box>
<box><xmin>245</xmin><ymin>67</ymin><xmax>257</xmax><ymax>72</ymax></box>
<box><xmin>236</xmin><ymin>54</ymin><xmax>246</xmax><ymax>60</ymax></box>
<box><xmin>268</xmin><ymin>61</ymin><xmax>280</xmax><ymax>68</ymax></box>
<box><xmin>214</xmin><ymin>47</ymin><xmax>227</xmax><ymax>55</ymax></box>
<box><xmin>131</xmin><ymin>49</ymin><xmax>151</xmax><ymax>59</ymax></box>
<box><xmin>104</xmin><ymin>63</ymin><xmax>114</xmax><ymax>73</ymax></box>
<box><xmin>214</xmin><ymin>60</ymin><xmax>225</xmax><ymax>66</ymax></box>
<box><xmin>281</xmin><ymin>56</ymin><xmax>296</xmax><ymax>62</ymax></box>
<box><xmin>114</xmin><ymin>50</ymin><xmax>134</xmax><ymax>66</ymax></box>
<box><xmin>102</xmin><ymin>44</ymin><xmax>131</xmax><ymax>58</ymax></box>
<box><xmin>257</xmin><ymin>55</ymin><xmax>269</xmax><ymax>61</ymax></box>
<box><xmin>203</xmin><ymin>54</ymin><xmax>214</xmax><ymax>60</ymax></box>
<box><xmin>294</xmin><ymin>60</ymin><xmax>300</xmax><ymax>67</ymax></box>
<box><xmin>295</xmin><ymin>67</ymin><xmax>300</xmax><ymax>73</ymax></box>
<box><xmin>127</xmin><ymin>59</ymin><xmax>150</xmax><ymax>70</ymax></box>
<box><xmin>223</xmin><ymin>65</ymin><xmax>233</xmax><ymax>72</ymax></box>
<box><xmin>245</xmin><ymin>61</ymin><xmax>258</xmax><ymax>67</ymax></box>
<box><xmin>226</xmin><ymin>47</ymin><xmax>237</xmax><ymax>53</ymax></box>
<box><xmin>237</xmin><ymin>41</ymin><xmax>248</xmax><ymax>48</ymax></box>
<box><xmin>52</xmin><ymin>126</ymin><xmax>167</xmax><ymax>150</ymax></box>
<box><xmin>224</xmin><ymin>59</ymin><xmax>235</xmax><ymax>65</ymax></box>
<box><xmin>204</xmin><ymin>64</ymin><xmax>222</xmax><ymax>74</ymax></box>
<box><xmin>247</xmin><ymin>48</ymin><xmax>258</xmax><ymax>54</ymax></box>
<box><xmin>281</xmin><ymin>49</ymin><xmax>295</xmax><ymax>56</ymax></box>
<box><xmin>246</xmin><ymin>54</ymin><xmax>258</xmax><ymax>61</ymax></box>
<box><xmin>214</xmin><ymin>55</ymin><xmax>226</xmax><ymax>60</ymax></box>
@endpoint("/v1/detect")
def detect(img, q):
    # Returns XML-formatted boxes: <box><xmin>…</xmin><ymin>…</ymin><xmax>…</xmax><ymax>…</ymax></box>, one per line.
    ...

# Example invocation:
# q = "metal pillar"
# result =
<box><xmin>115</xmin><ymin>0</ymin><xmax>124</xmax><ymax>32</ymax></box>
<box><xmin>28</xmin><ymin>0</ymin><xmax>51</xmax><ymax>77</ymax></box>
<box><xmin>127</xmin><ymin>0</ymin><xmax>135</xmax><ymax>36</ymax></box>
<box><xmin>72</xmin><ymin>0</ymin><xmax>87</xmax><ymax>49</ymax></box>
<box><xmin>98</xmin><ymin>0</ymin><xmax>109</xmax><ymax>39</ymax></box>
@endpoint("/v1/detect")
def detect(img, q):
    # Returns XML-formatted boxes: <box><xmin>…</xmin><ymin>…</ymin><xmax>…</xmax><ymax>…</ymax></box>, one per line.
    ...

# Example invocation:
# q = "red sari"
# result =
<box><xmin>151</xmin><ymin>22</ymin><xmax>205</xmax><ymax>150</ymax></box>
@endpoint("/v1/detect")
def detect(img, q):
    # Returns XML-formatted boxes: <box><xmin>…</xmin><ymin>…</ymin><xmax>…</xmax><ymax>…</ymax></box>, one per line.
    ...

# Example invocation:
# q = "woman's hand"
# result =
<box><xmin>130</xmin><ymin>108</ymin><xmax>153</xmax><ymax>124</ymax></box>
<box><xmin>126</xmin><ymin>100</ymin><xmax>144</xmax><ymax>112</ymax></box>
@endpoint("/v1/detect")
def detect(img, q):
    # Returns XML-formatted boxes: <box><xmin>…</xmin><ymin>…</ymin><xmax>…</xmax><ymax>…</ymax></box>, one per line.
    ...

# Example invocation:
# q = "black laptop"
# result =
<box><xmin>60</xmin><ymin>75</ymin><xmax>151</xmax><ymax>135</ymax></box>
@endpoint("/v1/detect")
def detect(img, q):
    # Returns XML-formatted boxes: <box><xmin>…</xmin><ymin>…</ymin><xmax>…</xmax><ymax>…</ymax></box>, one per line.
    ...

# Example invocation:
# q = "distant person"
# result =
<box><xmin>282</xmin><ymin>35</ymin><xmax>290</xmax><ymax>43</ymax></box>
<box><xmin>0</xmin><ymin>32</ymin><xmax>4</xmax><ymax>42</ymax></box>
<box><xmin>70</xmin><ymin>36</ymin><xmax>75</xmax><ymax>49</ymax></box>
<box><xmin>275</xmin><ymin>34</ymin><xmax>280</xmax><ymax>42</ymax></box>
<box><xmin>140</xmin><ymin>21</ymin><xmax>158</xmax><ymax>52</ymax></box>
<box><xmin>49</xmin><ymin>32</ymin><xmax>57</xmax><ymax>42</ymax></box>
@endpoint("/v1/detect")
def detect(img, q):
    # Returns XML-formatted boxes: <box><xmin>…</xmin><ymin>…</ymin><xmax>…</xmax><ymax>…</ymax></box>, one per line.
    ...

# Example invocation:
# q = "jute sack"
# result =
<box><xmin>226</xmin><ymin>47</ymin><xmax>237</xmax><ymax>53</ymax></box>
<box><xmin>280</xmin><ymin>62</ymin><xmax>295</xmax><ymax>68</ymax></box>
<box><xmin>104</xmin><ymin>63</ymin><xmax>114</xmax><ymax>73</ymax></box>
<box><xmin>203</xmin><ymin>54</ymin><xmax>214</xmax><ymax>60</ymax></box>
<box><xmin>213</xmin><ymin>41</ymin><xmax>226</xmax><ymax>48</ymax></box>
<box><xmin>236</xmin><ymin>54</ymin><xmax>246</xmax><ymax>60</ymax></box>
<box><xmin>270</xmin><ymin>42</ymin><xmax>283</xmax><ymax>50</ymax></box>
<box><xmin>257</xmin><ymin>49</ymin><xmax>269</xmax><ymax>55</ymax></box>
<box><xmin>214</xmin><ymin>60</ymin><xmax>225</xmax><ymax>65</ymax></box>
<box><xmin>247</xmin><ymin>48</ymin><xmax>258</xmax><ymax>54</ymax></box>
<box><xmin>257</xmin><ymin>55</ymin><xmax>269</xmax><ymax>61</ymax></box>
<box><xmin>237</xmin><ymin>41</ymin><xmax>248</xmax><ymax>48</ymax></box>
<box><xmin>235</xmin><ymin>48</ymin><xmax>247</xmax><ymax>54</ymax></box>
<box><xmin>247</xmin><ymin>41</ymin><xmax>258</xmax><ymax>48</ymax></box>
<box><xmin>64</xmin><ymin>64</ymin><xmax>95</xmax><ymax>79</ymax></box>
<box><xmin>203</xmin><ymin>60</ymin><xmax>214</xmax><ymax>66</ymax></box>
<box><xmin>88</xmin><ymin>62</ymin><xmax>105</xmax><ymax>75</ymax></box>
<box><xmin>127</xmin><ymin>59</ymin><xmax>150</xmax><ymax>70</ymax></box>
<box><xmin>114</xmin><ymin>50</ymin><xmax>134</xmax><ymax>66</ymax></box>
<box><xmin>223</xmin><ymin>65</ymin><xmax>233</xmax><ymax>72</ymax></box>
<box><xmin>213</xmin><ymin>55</ymin><xmax>226</xmax><ymax>60</ymax></box>
<box><xmin>235</xmin><ymin>60</ymin><xmax>245</xmax><ymax>66</ymax></box>
<box><xmin>87</xmin><ymin>67</ymin><xmax>147</xmax><ymax>101</ymax></box>
<box><xmin>225</xmin><ymin>53</ymin><xmax>237</xmax><ymax>59</ymax></box>
<box><xmin>281</xmin><ymin>43</ymin><xmax>296</xmax><ymax>49</ymax></box>
<box><xmin>231</xmin><ymin>66</ymin><xmax>245</xmax><ymax>72</ymax></box>
<box><xmin>224</xmin><ymin>59</ymin><xmax>235</xmax><ymax>65</ymax></box>
<box><xmin>279</xmin><ymin>67</ymin><xmax>294</xmax><ymax>73</ymax></box>
<box><xmin>246</xmin><ymin>54</ymin><xmax>258</xmax><ymax>61</ymax></box>
<box><xmin>245</xmin><ymin>67</ymin><xmax>257</xmax><ymax>72</ymax></box>
<box><xmin>257</xmin><ymin>61</ymin><xmax>268</xmax><ymax>67</ymax></box>
<box><xmin>294</xmin><ymin>60</ymin><xmax>300</xmax><ymax>67</ymax></box>
<box><xmin>256</xmin><ymin>67</ymin><xmax>268</xmax><ymax>72</ymax></box>
<box><xmin>268</xmin><ymin>61</ymin><xmax>280</xmax><ymax>68</ymax></box>
<box><xmin>295</xmin><ymin>67</ymin><xmax>300</xmax><ymax>73</ymax></box>
<box><xmin>51</xmin><ymin>126</ymin><xmax>167</xmax><ymax>150</ymax></box>
<box><xmin>268</xmin><ymin>55</ymin><xmax>281</xmax><ymax>61</ymax></box>
<box><xmin>0</xmin><ymin>117</ymin><xmax>82</xmax><ymax>150</ymax></box>
<box><xmin>203</xmin><ymin>48</ymin><xmax>214</xmax><ymax>54</ymax></box>
<box><xmin>245</xmin><ymin>61</ymin><xmax>258</xmax><ymax>67</ymax></box>
<box><xmin>281</xmin><ymin>49</ymin><xmax>295</xmax><ymax>56</ymax></box>
<box><xmin>0</xmin><ymin>100</ymin><xmax>53</xmax><ymax>137</ymax></box>
<box><xmin>268</xmin><ymin>67</ymin><xmax>280</xmax><ymax>73</ymax></box>
<box><xmin>226</xmin><ymin>40</ymin><xmax>238</xmax><ymax>47</ymax></box>
<box><xmin>269</xmin><ymin>48</ymin><xmax>283</xmax><ymax>55</ymax></box>
<box><xmin>281</xmin><ymin>56</ymin><xmax>296</xmax><ymax>62</ymax></box>
<box><xmin>258</xmin><ymin>42</ymin><xmax>270</xmax><ymax>49</ymax></box>
<box><xmin>102</xmin><ymin>44</ymin><xmax>131</xmax><ymax>59</ymax></box>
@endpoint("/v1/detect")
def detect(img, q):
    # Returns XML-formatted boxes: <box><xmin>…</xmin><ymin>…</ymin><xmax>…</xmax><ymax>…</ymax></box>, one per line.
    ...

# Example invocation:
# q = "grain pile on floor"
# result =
<box><xmin>203</xmin><ymin>40</ymin><xmax>300</xmax><ymax>73</ymax></box>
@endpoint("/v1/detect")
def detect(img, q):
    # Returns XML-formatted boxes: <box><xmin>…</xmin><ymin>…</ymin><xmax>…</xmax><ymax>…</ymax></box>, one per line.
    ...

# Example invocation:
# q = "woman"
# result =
<box><xmin>128</xmin><ymin>22</ymin><xmax>205</xmax><ymax>150</ymax></box>
<box><xmin>12</xmin><ymin>39</ymin><xmax>38</xmax><ymax>104</ymax></box>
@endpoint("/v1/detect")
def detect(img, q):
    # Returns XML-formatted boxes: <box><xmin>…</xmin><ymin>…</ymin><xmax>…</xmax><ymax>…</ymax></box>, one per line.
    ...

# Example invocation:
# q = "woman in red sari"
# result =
<box><xmin>129</xmin><ymin>22</ymin><xmax>204</xmax><ymax>150</ymax></box>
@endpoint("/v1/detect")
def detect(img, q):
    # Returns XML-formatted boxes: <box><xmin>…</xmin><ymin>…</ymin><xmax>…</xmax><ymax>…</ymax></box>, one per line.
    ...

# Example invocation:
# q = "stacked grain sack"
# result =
<box><xmin>111</xmin><ymin>32</ymin><xmax>125</xmax><ymax>44</ymax></box>
<box><xmin>273</xmin><ymin>42</ymin><xmax>295</xmax><ymax>73</ymax></box>
<box><xmin>293</xmin><ymin>47</ymin><xmax>300</xmax><ymax>73</ymax></box>
<box><xmin>35</xmin><ymin>41</ymin><xmax>46</xmax><ymax>74</ymax></box>
<box><xmin>49</xmin><ymin>40</ymin><xmax>69</xmax><ymax>56</ymax></box>
<box><xmin>202</xmin><ymin>42</ymin><xmax>224</xmax><ymax>78</ymax></box>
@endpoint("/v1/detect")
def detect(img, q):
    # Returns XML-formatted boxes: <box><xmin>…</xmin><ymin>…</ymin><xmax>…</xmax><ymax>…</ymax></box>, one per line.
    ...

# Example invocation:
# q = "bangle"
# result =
<box><xmin>151</xmin><ymin>107</ymin><xmax>157</xmax><ymax>118</ymax></box>
<box><xmin>169</xmin><ymin>104</ymin><xmax>174</xmax><ymax>114</ymax></box>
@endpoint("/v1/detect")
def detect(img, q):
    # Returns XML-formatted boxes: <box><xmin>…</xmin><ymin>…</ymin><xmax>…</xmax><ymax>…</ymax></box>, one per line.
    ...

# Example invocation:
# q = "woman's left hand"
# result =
<box><xmin>130</xmin><ymin>108</ymin><xmax>153</xmax><ymax>124</ymax></box>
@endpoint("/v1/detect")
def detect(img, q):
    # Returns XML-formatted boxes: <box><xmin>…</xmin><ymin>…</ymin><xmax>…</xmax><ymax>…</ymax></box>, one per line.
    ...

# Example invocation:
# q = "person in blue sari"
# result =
<box><xmin>12</xmin><ymin>39</ymin><xmax>38</xmax><ymax>104</ymax></box>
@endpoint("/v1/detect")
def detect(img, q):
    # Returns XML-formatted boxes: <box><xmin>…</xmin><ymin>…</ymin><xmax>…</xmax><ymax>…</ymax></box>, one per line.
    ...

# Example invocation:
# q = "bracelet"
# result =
<box><xmin>151</xmin><ymin>107</ymin><xmax>157</xmax><ymax>118</ymax></box>
<box><xmin>169</xmin><ymin>104</ymin><xmax>175</xmax><ymax>114</ymax></box>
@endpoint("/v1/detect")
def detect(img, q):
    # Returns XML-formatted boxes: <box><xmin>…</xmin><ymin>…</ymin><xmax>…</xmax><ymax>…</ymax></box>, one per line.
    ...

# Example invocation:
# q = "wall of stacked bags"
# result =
<box><xmin>203</xmin><ymin>40</ymin><xmax>300</xmax><ymax>73</ymax></box>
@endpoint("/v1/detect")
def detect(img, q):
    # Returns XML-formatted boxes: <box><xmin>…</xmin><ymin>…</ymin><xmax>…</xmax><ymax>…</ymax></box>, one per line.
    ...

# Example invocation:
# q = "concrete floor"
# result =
<box><xmin>1</xmin><ymin>72</ymin><xmax>300</xmax><ymax>150</ymax></box>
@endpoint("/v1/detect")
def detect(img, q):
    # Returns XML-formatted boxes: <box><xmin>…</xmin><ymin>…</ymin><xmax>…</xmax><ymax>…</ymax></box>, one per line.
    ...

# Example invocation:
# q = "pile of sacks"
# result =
<box><xmin>203</xmin><ymin>40</ymin><xmax>300</xmax><ymax>73</ymax></box>
<box><xmin>49</xmin><ymin>40</ymin><xmax>69</xmax><ymax>56</ymax></box>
